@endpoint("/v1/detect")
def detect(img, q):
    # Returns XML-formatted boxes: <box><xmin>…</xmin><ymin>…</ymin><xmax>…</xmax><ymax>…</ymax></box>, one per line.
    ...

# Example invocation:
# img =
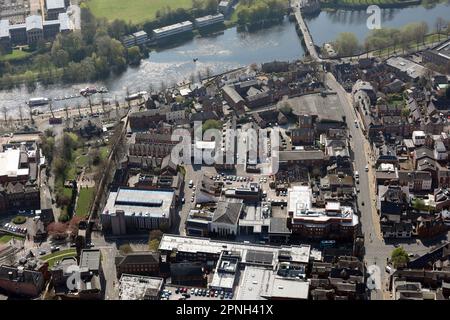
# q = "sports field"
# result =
<box><xmin>87</xmin><ymin>0</ymin><xmax>193</xmax><ymax>24</ymax></box>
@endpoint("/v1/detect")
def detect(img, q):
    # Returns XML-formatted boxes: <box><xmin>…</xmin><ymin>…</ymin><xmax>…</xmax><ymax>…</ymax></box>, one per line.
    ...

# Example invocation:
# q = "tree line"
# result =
<box><xmin>236</xmin><ymin>0</ymin><xmax>286</xmax><ymax>28</ymax></box>
<box><xmin>333</xmin><ymin>18</ymin><xmax>450</xmax><ymax>59</ymax></box>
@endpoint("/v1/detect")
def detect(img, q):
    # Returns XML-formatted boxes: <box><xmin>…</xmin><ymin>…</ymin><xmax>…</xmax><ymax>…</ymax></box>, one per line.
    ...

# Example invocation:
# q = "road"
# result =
<box><xmin>326</xmin><ymin>72</ymin><xmax>388</xmax><ymax>299</ymax></box>
<box><xmin>291</xmin><ymin>0</ymin><xmax>321</xmax><ymax>61</ymax></box>
<box><xmin>325</xmin><ymin>72</ymin><xmax>447</xmax><ymax>299</ymax></box>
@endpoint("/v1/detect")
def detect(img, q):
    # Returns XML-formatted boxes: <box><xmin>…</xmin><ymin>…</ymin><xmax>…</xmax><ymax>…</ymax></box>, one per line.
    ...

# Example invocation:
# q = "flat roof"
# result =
<box><xmin>159</xmin><ymin>234</ymin><xmax>311</xmax><ymax>264</ymax></box>
<box><xmin>102</xmin><ymin>188</ymin><xmax>174</xmax><ymax>218</ymax></box>
<box><xmin>119</xmin><ymin>274</ymin><xmax>164</xmax><ymax>300</ymax></box>
<box><xmin>236</xmin><ymin>265</ymin><xmax>310</xmax><ymax>299</ymax></box>
<box><xmin>288</xmin><ymin>186</ymin><xmax>312</xmax><ymax>216</ymax></box>
<box><xmin>236</xmin><ymin>267</ymin><xmax>270</xmax><ymax>300</ymax></box>
<box><xmin>46</xmin><ymin>0</ymin><xmax>65</xmax><ymax>10</ymax></box>
<box><xmin>25</xmin><ymin>15</ymin><xmax>43</xmax><ymax>31</ymax></box>
<box><xmin>195</xmin><ymin>14</ymin><xmax>224</xmax><ymax>23</ymax></box>
<box><xmin>0</xmin><ymin>148</ymin><xmax>29</xmax><ymax>177</ymax></box>
<box><xmin>153</xmin><ymin>21</ymin><xmax>192</xmax><ymax>34</ymax></box>
<box><xmin>0</xmin><ymin>20</ymin><xmax>10</xmax><ymax>38</ymax></box>
<box><xmin>266</xmin><ymin>276</ymin><xmax>309</xmax><ymax>299</ymax></box>
<box><xmin>79</xmin><ymin>249</ymin><xmax>101</xmax><ymax>271</ymax></box>
<box><xmin>210</xmin><ymin>271</ymin><xmax>236</xmax><ymax>290</ymax></box>
<box><xmin>386</xmin><ymin>57</ymin><xmax>428</xmax><ymax>79</ymax></box>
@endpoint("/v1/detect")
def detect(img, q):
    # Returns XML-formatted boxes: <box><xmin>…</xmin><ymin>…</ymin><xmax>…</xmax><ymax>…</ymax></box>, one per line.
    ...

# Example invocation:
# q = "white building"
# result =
<box><xmin>194</xmin><ymin>14</ymin><xmax>224</xmax><ymax>28</ymax></box>
<box><xmin>152</xmin><ymin>21</ymin><xmax>193</xmax><ymax>40</ymax></box>
<box><xmin>412</xmin><ymin>131</ymin><xmax>426</xmax><ymax>146</ymax></box>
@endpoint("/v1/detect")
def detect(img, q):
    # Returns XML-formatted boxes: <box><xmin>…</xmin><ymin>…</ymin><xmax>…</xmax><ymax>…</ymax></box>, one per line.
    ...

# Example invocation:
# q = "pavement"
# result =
<box><xmin>325</xmin><ymin>71</ymin><xmax>449</xmax><ymax>299</ymax></box>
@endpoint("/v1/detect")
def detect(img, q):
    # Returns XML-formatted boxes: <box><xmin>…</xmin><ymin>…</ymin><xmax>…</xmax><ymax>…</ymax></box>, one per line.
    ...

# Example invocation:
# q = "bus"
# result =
<box><xmin>28</xmin><ymin>97</ymin><xmax>49</xmax><ymax>107</ymax></box>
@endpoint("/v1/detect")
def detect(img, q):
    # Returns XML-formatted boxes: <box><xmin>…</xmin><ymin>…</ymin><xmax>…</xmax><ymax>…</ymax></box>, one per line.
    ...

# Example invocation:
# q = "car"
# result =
<box><xmin>385</xmin><ymin>265</ymin><xmax>393</xmax><ymax>274</ymax></box>
<box><xmin>39</xmin><ymin>250</ymin><xmax>46</xmax><ymax>256</ymax></box>
<box><xmin>191</xmin><ymin>197</ymin><xmax>195</xmax><ymax>202</ymax></box>
<box><xmin>214</xmin><ymin>292</ymin><xmax>219</xmax><ymax>297</ymax></box>
<box><xmin>181</xmin><ymin>198</ymin><xmax>185</xmax><ymax>204</ymax></box>
<box><xmin>175</xmin><ymin>288</ymin><xmax>180</xmax><ymax>294</ymax></box>
<box><xmin>365</xmin><ymin>165</ymin><xmax>369</xmax><ymax>172</ymax></box>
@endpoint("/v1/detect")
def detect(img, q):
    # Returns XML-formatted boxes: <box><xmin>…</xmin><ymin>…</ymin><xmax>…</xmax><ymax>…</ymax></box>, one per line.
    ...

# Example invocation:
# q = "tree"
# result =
<box><xmin>149</xmin><ymin>229</ymin><xmax>164</xmax><ymax>241</ymax></box>
<box><xmin>119</xmin><ymin>244</ymin><xmax>133</xmax><ymax>254</ymax></box>
<box><xmin>412</xmin><ymin>198</ymin><xmax>428</xmax><ymax>212</ymax></box>
<box><xmin>435</xmin><ymin>17</ymin><xmax>446</xmax><ymax>42</ymax></box>
<box><xmin>391</xmin><ymin>247</ymin><xmax>409</xmax><ymax>268</ymax></box>
<box><xmin>279</xmin><ymin>103</ymin><xmax>293</xmax><ymax>116</ymax></box>
<box><xmin>202</xmin><ymin>119</ymin><xmax>222</xmax><ymax>133</ymax></box>
<box><xmin>334</xmin><ymin>32</ymin><xmax>360</xmax><ymax>57</ymax></box>
<box><xmin>127</xmin><ymin>46</ymin><xmax>142</xmax><ymax>66</ymax></box>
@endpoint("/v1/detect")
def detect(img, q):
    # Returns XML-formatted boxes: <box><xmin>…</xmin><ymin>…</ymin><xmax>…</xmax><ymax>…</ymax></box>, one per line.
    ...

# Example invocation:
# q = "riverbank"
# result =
<box><xmin>321</xmin><ymin>0</ymin><xmax>421</xmax><ymax>10</ymax></box>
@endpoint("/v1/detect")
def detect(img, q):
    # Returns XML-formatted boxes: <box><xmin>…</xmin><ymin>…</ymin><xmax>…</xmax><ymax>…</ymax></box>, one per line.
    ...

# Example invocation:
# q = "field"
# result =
<box><xmin>0</xmin><ymin>235</ymin><xmax>25</xmax><ymax>244</ymax></box>
<box><xmin>75</xmin><ymin>187</ymin><xmax>95</xmax><ymax>217</ymax></box>
<box><xmin>87</xmin><ymin>0</ymin><xmax>193</xmax><ymax>24</ymax></box>
<box><xmin>0</xmin><ymin>49</ymin><xmax>32</xmax><ymax>62</ymax></box>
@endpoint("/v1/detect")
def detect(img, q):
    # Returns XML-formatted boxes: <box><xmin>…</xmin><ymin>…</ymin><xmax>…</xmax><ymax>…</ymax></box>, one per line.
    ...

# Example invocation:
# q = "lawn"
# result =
<box><xmin>0</xmin><ymin>235</ymin><xmax>25</xmax><ymax>244</ymax></box>
<box><xmin>99</xmin><ymin>146</ymin><xmax>110</xmax><ymax>160</ymax></box>
<box><xmin>75</xmin><ymin>187</ymin><xmax>95</xmax><ymax>218</ymax></box>
<box><xmin>41</xmin><ymin>249</ymin><xmax>77</xmax><ymax>267</ymax></box>
<box><xmin>0</xmin><ymin>49</ymin><xmax>32</xmax><ymax>62</ymax></box>
<box><xmin>87</xmin><ymin>0</ymin><xmax>193</xmax><ymax>24</ymax></box>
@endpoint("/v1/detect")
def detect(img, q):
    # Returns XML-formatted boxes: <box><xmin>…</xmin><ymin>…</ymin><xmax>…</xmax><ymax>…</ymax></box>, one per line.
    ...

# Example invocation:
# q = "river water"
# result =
<box><xmin>1</xmin><ymin>2</ymin><xmax>450</xmax><ymax>116</ymax></box>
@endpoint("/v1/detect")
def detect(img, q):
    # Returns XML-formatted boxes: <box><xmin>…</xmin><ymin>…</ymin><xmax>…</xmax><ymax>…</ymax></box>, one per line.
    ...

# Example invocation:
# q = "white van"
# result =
<box><xmin>188</xmin><ymin>180</ymin><xmax>193</xmax><ymax>188</ymax></box>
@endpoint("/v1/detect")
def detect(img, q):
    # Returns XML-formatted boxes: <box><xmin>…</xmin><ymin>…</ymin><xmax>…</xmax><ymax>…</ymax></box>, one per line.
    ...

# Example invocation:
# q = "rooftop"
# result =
<box><xmin>119</xmin><ymin>274</ymin><xmax>164</xmax><ymax>300</ymax></box>
<box><xmin>386</xmin><ymin>57</ymin><xmax>428</xmax><ymax>79</ymax></box>
<box><xmin>79</xmin><ymin>249</ymin><xmax>101</xmax><ymax>272</ymax></box>
<box><xmin>102</xmin><ymin>187</ymin><xmax>174</xmax><ymax>218</ymax></box>
<box><xmin>46</xmin><ymin>0</ymin><xmax>65</xmax><ymax>10</ymax></box>
<box><xmin>0</xmin><ymin>148</ymin><xmax>29</xmax><ymax>178</ymax></box>
<box><xmin>159</xmin><ymin>234</ymin><xmax>311</xmax><ymax>264</ymax></box>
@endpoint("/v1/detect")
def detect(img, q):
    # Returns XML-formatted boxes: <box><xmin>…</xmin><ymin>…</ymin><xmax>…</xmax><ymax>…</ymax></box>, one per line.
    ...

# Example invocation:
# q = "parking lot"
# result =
<box><xmin>162</xmin><ymin>285</ymin><xmax>234</xmax><ymax>301</ymax></box>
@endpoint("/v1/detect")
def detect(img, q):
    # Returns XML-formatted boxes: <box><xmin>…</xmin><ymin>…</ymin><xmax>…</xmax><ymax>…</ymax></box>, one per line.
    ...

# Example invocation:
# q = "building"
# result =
<box><xmin>194</xmin><ymin>14</ymin><xmax>225</xmax><ymax>28</ymax></box>
<box><xmin>236</xmin><ymin>266</ymin><xmax>310</xmax><ymax>300</ymax></box>
<box><xmin>422</xmin><ymin>41</ymin><xmax>450</xmax><ymax>67</ymax></box>
<box><xmin>287</xmin><ymin>186</ymin><xmax>359</xmax><ymax>239</ymax></box>
<box><xmin>218</xmin><ymin>1</ymin><xmax>233</xmax><ymax>15</ymax></box>
<box><xmin>222</xmin><ymin>85</ymin><xmax>245</xmax><ymax>114</ymax></box>
<box><xmin>0</xmin><ymin>265</ymin><xmax>45</xmax><ymax>298</ymax></box>
<box><xmin>0</xmin><ymin>10</ymin><xmax>72</xmax><ymax>49</ymax></box>
<box><xmin>210</xmin><ymin>200</ymin><xmax>244</xmax><ymax>237</ymax></box>
<box><xmin>170</xmin><ymin>262</ymin><xmax>206</xmax><ymax>287</ymax></box>
<box><xmin>119</xmin><ymin>274</ymin><xmax>164</xmax><ymax>300</ymax></box>
<box><xmin>115</xmin><ymin>251</ymin><xmax>161</xmax><ymax>277</ymax></box>
<box><xmin>385</xmin><ymin>57</ymin><xmax>428</xmax><ymax>81</ymax></box>
<box><xmin>152</xmin><ymin>21</ymin><xmax>193</xmax><ymax>40</ymax></box>
<box><xmin>158</xmin><ymin>234</ymin><xmax>313</xmax><ymax>267</ymax></box>
<box><xmin>209</xmin><ymin>252</ymin><xmax>240</xmax><ymax>292</ymax></box>
<box><xmin>133</xmin><ymin>30</ymin><xmax>148</xmax><ymax>46</ymax></box>
<box><xmin>46</xmin><ymin>0</ymin><xmax>67</xmax><ymax>20</ymax></box>
<box><xmin>100</xmin><ymin>188</ymin><xmax>176</xmax><ymax>235</ymax></box>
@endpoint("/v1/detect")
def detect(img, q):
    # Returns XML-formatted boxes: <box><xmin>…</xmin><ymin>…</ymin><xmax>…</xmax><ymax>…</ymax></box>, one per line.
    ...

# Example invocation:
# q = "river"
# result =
<box><xmin>1</xmin><ymin>2</ymin><xmax>450</xmax><ymax>116</ymax></box>
<box><xmin>306</xmin><ymin>1</ymin><xmax>450</xmax><ymax>44</ymax></box>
